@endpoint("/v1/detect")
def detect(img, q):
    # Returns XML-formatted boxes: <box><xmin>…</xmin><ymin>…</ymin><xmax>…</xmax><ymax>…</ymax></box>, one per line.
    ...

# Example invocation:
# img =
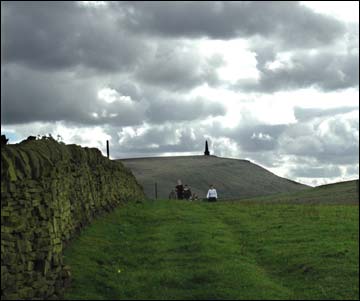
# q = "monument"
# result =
<box><xmin>204</xmin><ymin>140</ymin><xmax>210</xmax><ymax>156</ymax></box>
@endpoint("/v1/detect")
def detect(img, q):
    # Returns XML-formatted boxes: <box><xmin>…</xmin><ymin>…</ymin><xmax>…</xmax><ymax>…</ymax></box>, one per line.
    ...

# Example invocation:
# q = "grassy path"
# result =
<box><xmin>63</xmin><ymin>200</ymin><xmax>359</xmax><ymax>300</ymax></box>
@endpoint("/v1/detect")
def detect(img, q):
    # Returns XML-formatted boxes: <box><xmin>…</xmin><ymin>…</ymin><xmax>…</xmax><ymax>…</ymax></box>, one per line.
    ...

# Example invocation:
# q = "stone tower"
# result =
<box><xmin>204</xmin><ymin>140</ymin><xmax>210</xmax><ymax>156</ymax></box>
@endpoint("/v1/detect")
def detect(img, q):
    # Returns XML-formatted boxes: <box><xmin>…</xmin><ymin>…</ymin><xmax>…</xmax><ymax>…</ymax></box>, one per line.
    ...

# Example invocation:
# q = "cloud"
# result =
<box><xmin>228</xmin><ymin>124</ymin><xmax>287</xmax><ymax>152</ymax></box>
<box><xmin>346</xmin><ymin>165</ymin><xmax>359</xmax><ymax>177</ymax></box>
<box><xmin>1</xmin><ymin>63</ymin><xmax>227</xmax><ymax>127</ymax></box>
<box><xmin>2</xmin><ymin>2</ymin><xmax>225</xmax><ymax>92</ymax></box>
<box><xmin>1</xmin><ymin>1</ymin><xmax>149</xmax><ymax>72</ymax></box>
<box><xmin>288</xmin><ymin>165</ymin><xmax>342</xmax><ymax>178</ymax></box>
<box><xmin>1</xmin><ymin>64</ymin><xmax>145</xmax><ymax>126</ymax></box>
<box><xmin>117</xmin><ymin>1</ymin><xmax>346</xmax><ymax>47</ymax></box>
<box><xmin>134</xmin><ymin>41</ymin><xmax>224</xmax><ymax>91</ymax></box>
<box><xmin>2</xmin><ymin>65</ymin><xmax>93</xmax><ymax>124</ymax></box>
<box><xmin>145</xmin><ymin>96</ymin><xmax>226</xmax><ymax>124</ymax></box>
<box><xmin>109</xmin><ymin>124</ymin><xmax>205</xmax><ymax>158</ymax></box>
<box><xmin>294</xmin><ymin>106</ymin><xmax>358</xmax><ymax>121</ymax></box>
<box><xmin>233</xmin><ymin>49</ymin><xmax>359</xmax><ymax>92</ymax></box>
<box><xmin>280</xmin><ymin>110</ymin><xmax>359</xmax><ymax>164</ymax></box>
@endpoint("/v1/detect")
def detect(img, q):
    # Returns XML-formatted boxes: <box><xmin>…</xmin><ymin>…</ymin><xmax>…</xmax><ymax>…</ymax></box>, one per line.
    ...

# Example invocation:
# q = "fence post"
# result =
<box><xmin>155</xmin><ymin>182</ymin><xmax>158</xmax><ymax>200</ymax></box>
<box><xmin>106</xmin><ymin>140</ymin><xmax>109</xmax><ymax>159</ymax></box>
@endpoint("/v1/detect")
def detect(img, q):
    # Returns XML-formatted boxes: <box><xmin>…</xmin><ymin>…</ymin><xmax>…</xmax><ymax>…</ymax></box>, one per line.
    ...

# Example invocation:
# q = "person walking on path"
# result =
<box><xmin>176</xmin><ymin>180</ymin><xmax>184</xmax><ymax>200</ymax></box>
<box><xmin>206</xmin><ymin>185</ymin><xmax>218</xmax><ymax>202</ymax></box>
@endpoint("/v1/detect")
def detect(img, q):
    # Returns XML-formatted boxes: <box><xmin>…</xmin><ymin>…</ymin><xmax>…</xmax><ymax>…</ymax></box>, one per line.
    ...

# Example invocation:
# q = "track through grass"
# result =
<box><xmin>63</xmin><ymin>200</ymin><xmax>359</xmax><ymax>300</ymax></box>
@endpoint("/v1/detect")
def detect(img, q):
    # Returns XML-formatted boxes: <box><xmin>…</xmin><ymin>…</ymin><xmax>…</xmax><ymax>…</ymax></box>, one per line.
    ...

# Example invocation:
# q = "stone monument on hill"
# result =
<box><xmin>204</xmin><ymin>140</ymin><xmax>210</xmax><ymax>156</ymax></box>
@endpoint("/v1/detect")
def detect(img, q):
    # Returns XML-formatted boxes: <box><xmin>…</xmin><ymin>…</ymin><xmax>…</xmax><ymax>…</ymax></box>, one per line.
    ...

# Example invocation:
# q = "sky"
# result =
<box><xmin>1</xmin><ymin>1</ymin><xmax>359</xmax><ymax>186</ymax></box>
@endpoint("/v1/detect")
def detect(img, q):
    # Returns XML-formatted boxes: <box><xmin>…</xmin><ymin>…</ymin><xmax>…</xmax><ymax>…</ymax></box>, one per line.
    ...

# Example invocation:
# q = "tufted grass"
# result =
<box><xmin>63</xmin><ymin>199</ymin><xmax>358</xmax><ymax>300</ymax></box>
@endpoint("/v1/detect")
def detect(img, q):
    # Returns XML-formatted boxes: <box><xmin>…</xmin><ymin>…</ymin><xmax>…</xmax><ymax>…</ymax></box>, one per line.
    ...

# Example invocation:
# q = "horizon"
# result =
<box><xmin>3</xmin><ymin>133</ymin><xmax>359</xmax><ymax>188</ymax></box>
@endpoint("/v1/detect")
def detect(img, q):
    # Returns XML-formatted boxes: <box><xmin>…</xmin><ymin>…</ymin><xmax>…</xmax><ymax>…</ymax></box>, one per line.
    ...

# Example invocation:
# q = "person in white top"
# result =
<box><xmin>206</xmin><ymin>185</ymin><xmax>218</xmax><ymax>202</ymax></box>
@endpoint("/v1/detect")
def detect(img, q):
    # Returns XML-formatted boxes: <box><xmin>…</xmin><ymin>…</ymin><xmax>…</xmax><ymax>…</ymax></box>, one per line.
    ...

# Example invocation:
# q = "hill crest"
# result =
<box><xmin>119</xmin><ymin>155</ymin><xmax>309</xmax><ymax>199</ymax></box>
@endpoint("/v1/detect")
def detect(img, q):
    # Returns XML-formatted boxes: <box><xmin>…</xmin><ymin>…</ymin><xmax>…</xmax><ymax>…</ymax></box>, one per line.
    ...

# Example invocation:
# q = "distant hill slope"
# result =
<box><xmin>237</xmin><ymin>179</ymin><xmax>359</xmax><ymax>204</ymax></box>
<box><xmin>119</xmin><ymin>155</ymin><xmax>309</xmax><ymax>199</ymax></box>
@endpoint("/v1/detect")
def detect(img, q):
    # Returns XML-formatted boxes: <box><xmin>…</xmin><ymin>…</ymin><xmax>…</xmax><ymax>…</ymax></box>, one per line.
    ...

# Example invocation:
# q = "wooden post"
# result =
<box><xmin>106</xmin><ymin>140</ymin><xmax>109</xmax><ymax>159</ymax></box>
<box><xmin>155</xmin><ymin>182</ymin><xmax>158</xmax><ymax>200</ymax></box>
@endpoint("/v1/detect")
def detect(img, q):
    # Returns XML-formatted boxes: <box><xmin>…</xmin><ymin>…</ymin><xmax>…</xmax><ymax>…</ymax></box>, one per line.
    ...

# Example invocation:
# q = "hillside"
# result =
<box><xmin>119</xmin><ymin>155</ymin><xmax>309</xmax><ymax>200</ymax></box>
<box><xmin>237</xmin><ymin>179</ymin><xmax>359</xmax><ymax>204</ymax></box>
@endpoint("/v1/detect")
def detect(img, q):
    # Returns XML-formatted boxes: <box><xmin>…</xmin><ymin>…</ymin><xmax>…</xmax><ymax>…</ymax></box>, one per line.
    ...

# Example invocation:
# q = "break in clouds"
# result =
<box><xmin>1</xmin><ymin>1</ymin><xmax>359</xmax><ymax>186</ymax></box>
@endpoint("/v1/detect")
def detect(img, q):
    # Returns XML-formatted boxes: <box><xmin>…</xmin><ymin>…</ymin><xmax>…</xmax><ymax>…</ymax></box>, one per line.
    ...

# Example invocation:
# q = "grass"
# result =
<box><xmin>63</xmin><ymin>199</ymin><xmax>359</xmax><ymax>300</ymax></box>
<box><xmin>235</xmin><ymin>179</ymin><xmax>358</xmax><ymax>204</ymax></box>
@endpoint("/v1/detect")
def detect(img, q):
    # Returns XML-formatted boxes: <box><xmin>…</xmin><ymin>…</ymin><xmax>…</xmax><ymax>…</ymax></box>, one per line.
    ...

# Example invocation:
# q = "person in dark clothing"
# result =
<box><xmin>176</xmin><ymin>179</ymin><xmax>184</xmax><ymax>200</ymax></box>
<box><xmin>183</xmin><ymin>184</ymin><xmax>192</xmax><ymax>200</ymax></box>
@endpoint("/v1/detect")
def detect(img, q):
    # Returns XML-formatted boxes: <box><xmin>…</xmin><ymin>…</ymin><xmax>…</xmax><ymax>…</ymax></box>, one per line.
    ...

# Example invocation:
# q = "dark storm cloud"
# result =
<box><xmin>1</xmin><ymin>64</ymin><xmax>95</xmax><ymax>124</ymax></box>
<box><xmin>2</xmin><ymin>1</ymin><xmax>228</xmax><ymax>126</ymax></box>
<box><xmin>2</xmin><ymin>2</ymin><xmax>224</xmax><ymax>92</ymax></box>
<box><xmin>1</xmin><ymin>1</ymin><xmax>149</xmax><ymax>72</ymax></box>
<box><xmin>117</xmin><ymin>1</ymin><xmax>346</xmax><ymax>48</ymax></box>
<box><xmin>2</xmin><ymin>1</ymin><xmax>356</xmax><ymax>98</ymax></box>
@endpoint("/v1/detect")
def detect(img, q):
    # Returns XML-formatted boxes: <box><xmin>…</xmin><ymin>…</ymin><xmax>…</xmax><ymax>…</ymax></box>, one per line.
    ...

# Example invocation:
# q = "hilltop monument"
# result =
<box><xmin>204</xmin><ymin>140</ymin><xmax>210</xmax><ymax>156</ymax></box>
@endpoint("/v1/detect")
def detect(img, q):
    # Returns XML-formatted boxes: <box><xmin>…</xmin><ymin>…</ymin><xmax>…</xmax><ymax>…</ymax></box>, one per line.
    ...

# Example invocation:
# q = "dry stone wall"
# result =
<box><xmin>1</xmin><ymin>138</ymin><xmax>145</xmax><ymax>300</ymax></box>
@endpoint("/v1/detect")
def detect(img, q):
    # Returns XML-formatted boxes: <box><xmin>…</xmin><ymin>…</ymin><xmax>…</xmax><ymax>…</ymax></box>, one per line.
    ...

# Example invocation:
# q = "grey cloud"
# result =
<box><xmin>234</xmin><ymin>50</ymin><xmax>359</xmax><ymax>92</ymax></box>
<box><xmin>281</xmin><ymin>112</ymin><xmax>359</xmax><ymax>164</ymax></box>
<box><xmin>2</xmin><ymin>1</ymin><xmax>224</xmax><ymax>91</ymax></box>
<box><xmin>3</xmin><ymin>1</ymin><xmax>356</xmax><ymax>96</ymax></box>
<box><xmin>1</xmin><ymin>64</ymin><xmax>145</xmax><ymax>126</ymax></box>
<box><xmin>2</xmin><ymin>1</ymin><xmax>149</xmax><ymax>72</ymax></box>
<box><xmin>192</xmin><ymin>109</ymin><xmax>359</xmax><ymax>168</ymax></box>
<box><xmin>294</xmin><ymin>106</ymin><xmax>359</xmax><ymax>121</ymax></box>
<box><xmin>229</xmin><ymin>124</ymin><xmax>288</xmax><ymax>152</ymax></box>
<box><xmin>145</xmin><ymin>96</ymin><xmax>226</xmax><ymax>124</ymax></box>
<box><xmin>2</xmin><ymin>64</ymin><xmax>92</xmax><ymax>124</ymax></box>
<box><xmin>289</xmin><ymin>166</ymin><xmax>342</xmax><ymax>178</ymax></box>
<box><xmin>117</xmin><ymin>1</ymin><xmax>346</xmax><ymax>48</ymax></box>
<box><xmin>109</xmin><ymin>82</ymin><xmax>142</xmax><ymax>103</ymax></box>
<box><xmin>1</xmin><ymin>63</ymin><xmax>227</xmax><ymax>127</ymax></box>
<box><xmin>112</xmin><ymin>124</ymin><xmax>205</xmax><ymax>158</ymax></box>
<box><xmin>346</xmin><ymin>165</ymin><xmax>359</xmax><ymax>177</ymax></box>
<box><xmin>135</xmin><ymin>42</ymin><xmax>224</xmax><ymax>91</ymax></box>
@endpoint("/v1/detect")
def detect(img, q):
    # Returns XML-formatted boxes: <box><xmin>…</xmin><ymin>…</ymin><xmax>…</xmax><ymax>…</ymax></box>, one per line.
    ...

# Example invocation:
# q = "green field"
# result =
<box><xmin>63</xmin><ymin>196</ymin><xmax>359</xmax><ymax>299</ymax></box>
